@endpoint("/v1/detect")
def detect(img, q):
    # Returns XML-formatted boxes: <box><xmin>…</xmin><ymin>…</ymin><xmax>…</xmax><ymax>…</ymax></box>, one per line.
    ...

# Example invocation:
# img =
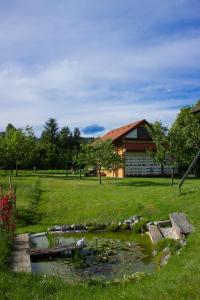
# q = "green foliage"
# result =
<box><xmin>106</xmin><ymin>223</ymin><xmax>120</xmax><ymax>232</ymax></box>
<box><xmin>0</xmin><ymin>126</ymin><xmax>36</xmax><ymax>175</ymax></box>
<box><xmin>0</xmin><ymin>231</ymin><xmax>13</xmax><ymax>270</ymax></box>
<box><xmin>87</xmin><ymin>223</ymin><xmax>107</xmax><ymax>232</ymax></box>
<box><xmin>120</xmin><ymin>223</ymin><xmax>130</xmax><ymax>230</ymax></box>
<box><xmin>0</xmin><ymin>119</ymin><xmax>90</xmax><ymax>172</ymax></box>
<box><xmin>146</xmin><ymin>121</ymin><xmax>187</xmax><ymax>184</ymax></box>
<box><xmin>41</xmin><ymin>118</ymin><xmax>59</xmax><ymax>144</ymax></box>
<box><xmin>154</xmin><ymin>238</ymin><xmax>182</xmax><ymax>254</ymax></box>
<box><xmin>171</xmin><ymin>106</ymin><xmax>200</xmax><ymax>162</ymax></box>
<box><xmin>84</xmin><ymin>139</ymin><xmax>124</xmax><ymax>184</ymax></box>
<box><xmin>46</xmin><ymin>232</ymin><xmax>60</xmax><ymax>248</ymax></box>
<box><xmin>132</xmin><ymin>218</ymin><xmax>148</xmax><ymax>233</ymax></box>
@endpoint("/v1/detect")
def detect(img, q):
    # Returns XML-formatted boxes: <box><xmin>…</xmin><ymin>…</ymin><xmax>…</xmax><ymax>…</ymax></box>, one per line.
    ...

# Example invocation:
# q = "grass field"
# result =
<box><xmin>0</xmin><ymin>174</ymin><xmax>200</xmax><ymax>299</ymax></box>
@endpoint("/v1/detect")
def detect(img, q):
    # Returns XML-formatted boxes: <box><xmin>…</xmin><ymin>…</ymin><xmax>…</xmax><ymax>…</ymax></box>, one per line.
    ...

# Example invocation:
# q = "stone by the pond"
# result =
<box><xmin>156</xmin><ymin>220</ymin><xmax>171</xmax><ymax>227</ymax></box>
<box><xmin>62</xmin><ymin>225</ymin><xmax>72</xmax><ymax>231</ymax></box>
<box><xmin>148</xmin><ymin>225</ymin><xmax>163</xmax><ymax>243</ymax></box>
<box><xmin>11</xmin><ymin>234</ymin><xmax>31</xmax><ymax>273</ymax></box>
<box><xmin>123</xmin><ymin>215</ymin><xmax>141</xmax><ymax>225</ymax></box>
<box><xmin>170</xmin><ymin>212</ymin><xmax>193</xmax><ymax>238</ymax></box>
<box><xmin>160</xmin><ymin>248</ymin><xmax>171</xmax><ymax>266</ymax></box>
<box><xmin>50</xmin><ymin>225</ymin><xmax>63</xmax><ymax>231</ymax></box>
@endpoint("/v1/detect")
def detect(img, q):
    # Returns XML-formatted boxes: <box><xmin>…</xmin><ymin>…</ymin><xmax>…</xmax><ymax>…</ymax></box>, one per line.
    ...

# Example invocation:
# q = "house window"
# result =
<box><xmin>125</xmin><ymin>129</ymin><xmax>137</xmax><ymax>138</ymax></box>
<box><xmin>137</xmin><ymin>127</ymin><xmax>149</xmax><ymax>138</ymax></box>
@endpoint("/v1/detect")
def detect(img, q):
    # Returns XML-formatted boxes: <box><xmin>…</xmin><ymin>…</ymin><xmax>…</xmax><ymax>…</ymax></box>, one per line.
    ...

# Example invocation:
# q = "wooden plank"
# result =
<box><xmin>170</xmin><ymin>213</ymin><xmax>193</xmax><ymax>235</ymax></box>
<box><xmin>148</xmin><ymin>225</ymin><xmax>163</xmax><ymax>244</ymax></box>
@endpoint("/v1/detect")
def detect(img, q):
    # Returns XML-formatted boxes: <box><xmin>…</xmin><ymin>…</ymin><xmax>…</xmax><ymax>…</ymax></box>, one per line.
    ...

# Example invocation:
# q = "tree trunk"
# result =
<box><xmin>161</xmin><ymin>164</ymin><xmax>164</xmax><ymax>176</ymax></box>
<box><xmin>99</xmin><ymin>169</ymin><xmax>102</xmax><ymax>184</ymax></box>
<box><xmin>15</xmin><ymin>163</ymin><xmax>18</xmax><ymax>177</ymax></box>
<box><xmin>171</xmin><ymin>168</ymin><xmax>174</xmax><ymax>186</ymax></box>
<box><xmin>79</xmin><ymin>168</ymin><xmax>82</xmax><ymax>179</ymax></box>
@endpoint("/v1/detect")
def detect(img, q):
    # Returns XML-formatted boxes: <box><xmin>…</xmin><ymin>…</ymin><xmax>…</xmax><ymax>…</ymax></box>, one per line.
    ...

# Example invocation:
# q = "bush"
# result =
<box><xmin>133</xmin><ymin>218</ymin><xmax>148</xmax><ymax>233</ymax></box>
<box><xmin>0</xmin><ymin>231</ymin><xmax>13</xmax><ymax>270</ymax></box>
<box><xmin>106</xmin><ymin>223</ymin><xmax>120</xmax><ymax>232</ymax></box>
<box><xmin>120</xmin><ymin>223</ymin><xmax>130</xmax><ymax>230</ymax></box>
<box><xmin>87</xmin><ymin>223</ymin><xmax>107</xmax><ymax>232</ymax></box>
<box><xmin>154</xmin><ymin>238</ymin><xmax>182</xmax><ymax>254</ymax></box>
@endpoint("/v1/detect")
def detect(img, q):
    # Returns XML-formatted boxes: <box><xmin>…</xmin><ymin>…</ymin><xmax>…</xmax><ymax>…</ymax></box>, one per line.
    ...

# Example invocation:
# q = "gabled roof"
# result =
<box><xmin>101</xmin><ymin>119</ymin><xmax>147</xmax><ymax>142</ymax></box>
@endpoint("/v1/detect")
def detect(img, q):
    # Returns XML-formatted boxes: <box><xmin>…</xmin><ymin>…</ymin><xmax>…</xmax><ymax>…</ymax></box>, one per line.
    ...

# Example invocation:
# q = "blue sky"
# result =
<box><xmin>0</xmin><ymin>0</ymin><xmax>200</xmax><ymax>136</ymax></box>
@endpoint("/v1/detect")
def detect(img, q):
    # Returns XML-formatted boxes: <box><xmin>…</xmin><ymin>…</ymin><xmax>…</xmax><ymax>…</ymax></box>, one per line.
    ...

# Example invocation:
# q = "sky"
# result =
<box><xmin>0</xmin><ymin>0</ymin><xmax>200</xmax><ymax>136</ymax></box>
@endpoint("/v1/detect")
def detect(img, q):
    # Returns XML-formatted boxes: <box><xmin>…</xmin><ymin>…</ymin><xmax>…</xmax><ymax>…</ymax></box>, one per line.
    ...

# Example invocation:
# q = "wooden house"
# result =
<box><xmin>101</xmin><ymin>119</ymin><xmax>171</xmax><ymax>177</ymax></box>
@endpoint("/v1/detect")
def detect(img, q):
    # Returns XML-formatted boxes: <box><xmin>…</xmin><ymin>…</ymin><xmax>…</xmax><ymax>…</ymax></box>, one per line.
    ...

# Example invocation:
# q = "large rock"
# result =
<box><xmin>170</xmin><ymin>212</ymin><xmax>193</xmax><ymax>239</ymax></box>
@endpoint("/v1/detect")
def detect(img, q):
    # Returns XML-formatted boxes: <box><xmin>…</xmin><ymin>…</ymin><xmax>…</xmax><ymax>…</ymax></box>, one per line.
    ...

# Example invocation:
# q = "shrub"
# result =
<box><xmin>120</xmin><ymin>223</ymin><xmax>130</xmax><ymax>231</ymax></box>
<box><xmin>0</xmin><ymin>231</ymin><xmax>13</xmax><ymax>270</ymax></box>
<box><xmin>133</xmin><ymin>218</ymin><xmax>148</xmax><ymax>233</ymax></box>
<box><xmin>155</xmin><ymin>238</ymin><xmax>182</xmax><ymax>254</ymax></box>
<box><xmin>87</xmin><ymin>223</ymin><xmax>107</xmax><ymax>232</ymax></box>
<box><xmin>106</xmin><ymin>223</ymin><xmax>120</xmax><ymax>232</ymax></box>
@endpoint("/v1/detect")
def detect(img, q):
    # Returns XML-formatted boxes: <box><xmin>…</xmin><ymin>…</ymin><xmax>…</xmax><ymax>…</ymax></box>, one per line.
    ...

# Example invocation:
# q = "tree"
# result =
<box><xmin>171</xmin><ymin>104</ymin><xmax>200</xmax><ymax>176</ymax></box>
<box><xmin>73</xmin><ymin>127</ymin><xmax>81</xmax><ymax>151</ymax></box>
<box><xmin>72</xmin><ymin>145</ymin><xmax>86</xmax><ymax>179</ymax></box>
<box><xmin>59</xmin><ymin>126</ymin><xmax>71</xmax><ymax>149</ymax></box>
<box><xmin>41</xmin><ymin>118</ymin><xmax>59</xmax><ymax>145</ymax></box>
<box><xmin>146</xmin><ymin>122</ymin><xmax>168</xmax><ymax>175</ymax></box>
<box><xmin>0</xmin><ymin>125</ymin><xmax>37</xmax><ymax>176</ymax></box>
<box><xmin>171</xmin><ymin>106</ymin><xmax>200</xmax><ymax>153</ymax></box>
<box><xmin>146</xmin><ymin>122</ymin><xmax>184</xmax><ymax>185</ymax></box>
<box><xmin>84</xmin><ymin>139</ymin><xmax>124</xmax><ymax>184</ymax></box>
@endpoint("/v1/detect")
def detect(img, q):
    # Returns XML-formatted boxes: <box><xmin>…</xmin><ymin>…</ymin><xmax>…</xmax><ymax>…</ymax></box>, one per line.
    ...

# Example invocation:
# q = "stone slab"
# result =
<box><xmin>148</xmin><ymin>225</ymin><xmax>163</xmax><ymax>244</ymax></box>
<box><xmin>11</xmin><ymin>234</ymin><xmax>31</xmax><ymax>273</ymax></box>
<box><xmin>170</xmin><ymin>213</ymin><xmax>193</xmax><ymax>236</ymax></box>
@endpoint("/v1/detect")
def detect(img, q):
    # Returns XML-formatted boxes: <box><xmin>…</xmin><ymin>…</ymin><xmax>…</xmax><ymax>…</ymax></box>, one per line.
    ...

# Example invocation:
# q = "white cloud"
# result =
<box><xmin>0</xmin><ymin>0</ymin><xmax>200</xmax><ymax>133</ymax></box>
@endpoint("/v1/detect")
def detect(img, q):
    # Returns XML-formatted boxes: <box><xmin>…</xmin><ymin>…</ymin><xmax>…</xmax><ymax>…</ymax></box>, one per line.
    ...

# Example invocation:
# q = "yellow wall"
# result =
<box><xmin>103</xmin><ymin>147</ymin><xmax>125</xmax><ymax>178</ymax></box>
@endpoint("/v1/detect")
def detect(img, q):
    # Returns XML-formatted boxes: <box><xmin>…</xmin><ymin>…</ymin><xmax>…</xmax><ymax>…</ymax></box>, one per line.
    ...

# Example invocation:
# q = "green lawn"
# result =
<box><xmin>0</xmin><ymin>174</ymin><xmax>200</xmax><ymax>299</ymax></box>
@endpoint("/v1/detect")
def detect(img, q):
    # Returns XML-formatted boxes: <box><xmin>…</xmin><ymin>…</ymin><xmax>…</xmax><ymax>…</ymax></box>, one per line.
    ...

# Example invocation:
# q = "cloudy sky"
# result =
<box><xmin>0</xmin><ymin>0</ymin><xmax>200</xmax><ymax>136</ymax></box>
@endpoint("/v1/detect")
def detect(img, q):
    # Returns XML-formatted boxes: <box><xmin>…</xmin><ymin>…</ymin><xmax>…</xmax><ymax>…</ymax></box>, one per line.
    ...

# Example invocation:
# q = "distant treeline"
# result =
<box><xmin>0</xmin><ymin>118</ymin><xmax>94</xmax><ymax>173</ymax></box>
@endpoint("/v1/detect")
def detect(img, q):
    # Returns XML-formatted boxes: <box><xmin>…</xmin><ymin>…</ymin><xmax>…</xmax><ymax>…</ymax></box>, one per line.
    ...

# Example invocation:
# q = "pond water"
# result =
<box><xmin>31</xmin><ymin>232</ymin><xmax>155</xmax><ymax>282</ymax></box>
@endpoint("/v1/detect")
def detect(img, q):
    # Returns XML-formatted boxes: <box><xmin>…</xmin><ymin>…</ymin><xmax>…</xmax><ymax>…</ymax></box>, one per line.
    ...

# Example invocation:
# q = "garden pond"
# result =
<box><xmin>30</xmin><ymin>232</ymin><xmax>156</xmax><ymax>282</ymax></box>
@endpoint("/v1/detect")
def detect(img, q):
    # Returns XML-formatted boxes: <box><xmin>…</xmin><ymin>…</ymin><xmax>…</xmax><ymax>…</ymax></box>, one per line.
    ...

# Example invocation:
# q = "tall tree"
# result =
<box><xmin>147</xmin><ymin>122</ymin><xmax>184</xmax><ymax>185</ymax></box>
<box><xmin>41</xmin><ymin>118</ymin><xmax>59</xmax><ymax>145</ymax></box>
<box><xmin>59</xmin><ymin>126</ymin><xmax>71</xmax><ymax>149</ymax></box>
<box><xmin>72</xmin><ymin>145</ymin><xmax>86</xmax><ymax>179</ymax></box>
<box><xmin>84</xmin><ymin>139</ymin><xmax>124</xmax><ymax>184</ymax></box>
<box><xmin>73</xmin><ymin>127</ymin><xmax>81</xmax><ymax>151</ymax></box>
<box><xmin>171</xmin><ymin>104</ymin><xmax>200</xmax><ymax>176</ymax></box>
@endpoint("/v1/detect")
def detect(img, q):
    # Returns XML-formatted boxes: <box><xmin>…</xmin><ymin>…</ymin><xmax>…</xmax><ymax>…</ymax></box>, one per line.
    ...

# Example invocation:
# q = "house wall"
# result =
<box><xmin>102</xmin><ymin>123</ymin><xmax>175</xmax><ymax>178</ymax></box>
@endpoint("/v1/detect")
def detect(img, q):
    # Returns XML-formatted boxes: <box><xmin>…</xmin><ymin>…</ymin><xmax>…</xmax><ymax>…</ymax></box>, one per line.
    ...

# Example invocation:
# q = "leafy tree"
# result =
<box><xmin>41</xmin><ymin>118</ymin><xmax>59</xmax><ymax>145</ymax></box>
<box><xmin>0</xmin><ymin>125</ymin><xmax>37</xmax><ymax>175</ymax></box>
<box><xmin>146</xmin><ymin>122</ymin><xmax>168</xmax><ymax>174</ymax></box>
<box><xmin>6</xmin><ymin>123</ymin><xmax>15</xmax><ymax>132</ymax></box>
<box><xmin>59</xmin><ymin>126</ymin><xmax>71</xmax><ymax>149</ymax></box>
<box><xmin>147</xmin><ymin>122</ymin><xmax>184</xmax><ymax>185</ymax></box>
<box><xmin>171</xmin><ymin>105</ymin><xmax>200</xmax><ymax>176</ymax></box>
<box><xmin>73</xmin><ymin>127</ymin><xmax>81</xmax><ymax>151</ymax></box>
<box><xmin>171</xmin><ymin>106</ymin><xmax>200</xmax><ymax>152</ymax></box>
<box><xmin>72</xmin><ymin>145</ymin><xmax>86</xmax><ymax>179</ymax></box>
<box><xmin>0</xmin><ymin>134</ymin><xmax>7</xmax><ymax>172</ymax></box>
<box><xmin>84</xmin><ymin>139</ymin><xmax>124</xmax><ymax>184</ymax></box>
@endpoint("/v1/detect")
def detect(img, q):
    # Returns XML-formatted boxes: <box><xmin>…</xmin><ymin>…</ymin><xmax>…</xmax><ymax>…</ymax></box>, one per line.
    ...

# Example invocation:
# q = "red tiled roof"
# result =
<box><xmin>101</xmin><ymin>119</ymin><xmax>146</xmax><ymax>142</ymax></box>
